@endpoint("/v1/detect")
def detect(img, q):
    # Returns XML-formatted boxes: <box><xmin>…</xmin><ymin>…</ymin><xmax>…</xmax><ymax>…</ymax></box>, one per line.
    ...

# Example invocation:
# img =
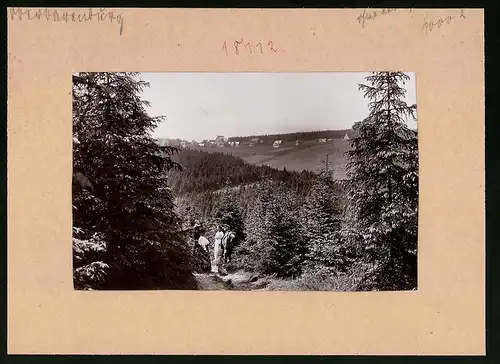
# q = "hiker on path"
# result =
<box><xmin>221</xmin><ymin>225</ymin><xmax>236</xmax><ymax>265</ymax></box>
<box><xmin>192</xmin><ymin>220</ymin><xmax>204</xmax><ymax>245</ymax></box>
<box><xmin>211</xmin><ymin>225</ymin><xmax>226</xmax><ymax>274</ymax></box>
<box><xmin>191</xmin><ymin>219</ymin><xmax>211</xmax><ymax>272</ymax></box>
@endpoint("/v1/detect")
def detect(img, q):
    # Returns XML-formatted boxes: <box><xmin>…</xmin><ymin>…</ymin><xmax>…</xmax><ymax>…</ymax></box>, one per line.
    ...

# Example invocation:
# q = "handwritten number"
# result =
<box><xmin>422</xmin><ymin>15</ymin><xmax>455</xmax><ymax>36</ymax></box>
<box><xmin>234</xmin><ymin>38</ymin><xmax>243</xmax><ymax>55</ymax></box>
<box><xmin>256</xmin><ymin>42</ymin><xmax>264</xmax><ymax>54</ymax></box>
<box><xmin>222</xmin><ymin>39</ymin><xmax>278</xmax><ymax>55</ymax></box>
<box><xmin>245</xmin><ymin>42</ymin><xmax>253</xmax><ymax>54</ymax></box>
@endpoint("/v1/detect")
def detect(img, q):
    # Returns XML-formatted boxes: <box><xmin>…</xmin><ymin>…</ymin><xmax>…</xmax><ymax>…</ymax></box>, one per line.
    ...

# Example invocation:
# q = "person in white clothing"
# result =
<box><xmin>211</xmin><ymin>226</ymin><xmax>225</xmax><ymax>274</ymax></box>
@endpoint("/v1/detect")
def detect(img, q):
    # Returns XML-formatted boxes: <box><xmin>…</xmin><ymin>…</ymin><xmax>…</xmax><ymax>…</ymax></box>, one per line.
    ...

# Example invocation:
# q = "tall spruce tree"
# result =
<box><xmin>232</xmin><ymin>180</ymin><xmax>273</xmax><ymax>272</ymax></box>
<box><xmin>72</xmin><ymin>72</ymin><xmax>195</xmax><ymax>290</ymax></box>
<box><xmin>213</xmin><ymin>183</ymin><xmax>246</xmax><ymax>249</ymax></box>
<box><xmin>301</xmin><ymin>154</ymin><xmax>345</xmax><ymax>275</ymax></box>
<box><xmin>344</xmin><ymin>71</ymin><xmax>418</xmax><ymax>291</ymax></box>
<box><xmin>236</xmin><ymin>181</ymin><xmax>306</xmax><ymax>278</ymax></box>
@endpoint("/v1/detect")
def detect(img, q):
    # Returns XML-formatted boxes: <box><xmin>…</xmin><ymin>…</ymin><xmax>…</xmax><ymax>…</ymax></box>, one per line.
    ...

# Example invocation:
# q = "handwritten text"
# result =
<box><xmin>355</xmin><ymin>8</ymin><xmax>468</xmax><ymax>37</ymax></box>
<box><xmin>356</xmin><ymin>8</ymin><xmax>412</xmax><ymax>28</ymax></box>
<box><xmin>422</xmin><ymin>10</ymin><xmax>466</xmax><ymax>36</ymax></box>
<box><xmin>9</xmin><ymin>7</ymin><xmax>124</xmax><ymax>36</ymax></box>
<box><xmin>222</xmin><ymin>39</ymin><xmax>280</xmax><ymax>56</ymax></box>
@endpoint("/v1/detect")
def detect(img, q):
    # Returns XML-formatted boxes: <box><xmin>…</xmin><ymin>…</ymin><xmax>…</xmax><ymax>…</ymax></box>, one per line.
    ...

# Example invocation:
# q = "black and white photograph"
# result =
<box><xmin>72</xmin><ymin>71</ymin><xmax>418</xmax><ymax>292</ymax></box>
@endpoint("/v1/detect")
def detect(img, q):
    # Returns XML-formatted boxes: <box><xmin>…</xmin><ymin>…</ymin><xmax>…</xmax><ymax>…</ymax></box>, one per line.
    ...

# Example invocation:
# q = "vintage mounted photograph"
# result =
<box><xmin>72</xmin><ymin>71</ymin><xmax>418</xmax><ymax>292</ymax></box>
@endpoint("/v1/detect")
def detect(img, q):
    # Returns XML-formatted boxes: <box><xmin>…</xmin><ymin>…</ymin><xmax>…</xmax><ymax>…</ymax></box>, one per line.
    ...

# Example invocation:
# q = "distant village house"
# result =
<box><xmin>273</xmin><ymin>140</ymin><xmax>282</xmax><ymax>148</ymax></box>
<box><xmin>318</xmin><ymin>138</ymin><xmax>327</xmax><ymax>143</ymax></box>
<box><xmin>343</xmin><ymin>132</ymin><xmax>350</xmax><ymax>140</ymax></box>
<box><xmin>215</xmin><ymin>135</ymin><xmax>225</xmax><ymax>147</ymax></box>
<box><xmin>295</xmin><ymin>140</ymin><xmax>300</xmax><ymax>146</ymax></box>
<box><xmin>228</xmin><ymin>141</ymin><xmax>240</xmax><ymax>148</ymax></box>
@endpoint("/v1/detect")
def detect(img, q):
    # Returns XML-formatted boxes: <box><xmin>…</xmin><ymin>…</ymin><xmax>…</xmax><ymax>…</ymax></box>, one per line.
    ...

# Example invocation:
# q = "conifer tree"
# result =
<box><xmin>232</xmin><ymin>181</ymin><xmax>272</xmax><ymax>271</ymax></box>
<box><xmin>236</xmin><ymin>181</ymin><xmax>306</xmax><ymax>278</ymax></box>
<box><xmin>72</xmin><ymin>72</ymin><xmax>195</xmax><ymax>290</ymax></box>
<box><xmin>213</xmin><ymin>183</ymin><xmax>246</xmax><ymax>249</ymax></box>
<box><xmin>301</xmin><ymin>154</ymin><xmax>345</xmax><ymax>275</ymax></box>
<box><xmin>343</xmin><ymin>71</ymin><xmax>418</xmax><ymax>290</ymax></box>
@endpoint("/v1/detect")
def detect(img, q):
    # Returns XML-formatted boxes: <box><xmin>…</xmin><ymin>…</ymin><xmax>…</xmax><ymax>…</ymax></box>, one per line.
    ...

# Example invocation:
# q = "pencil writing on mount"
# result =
<box><xmin>9</xmin><ymin>7</ymin><xmax>124</xmax><ymax>35</ymax></box>
<box><xmin>421</xmin><ymin>9</ymin><xmax>467</xmax><ymax>36</ymax></box>
<box><xmin>222</xmin><ymin>39</ymin><xmax>280</xmax><ymax>55</ymax></box>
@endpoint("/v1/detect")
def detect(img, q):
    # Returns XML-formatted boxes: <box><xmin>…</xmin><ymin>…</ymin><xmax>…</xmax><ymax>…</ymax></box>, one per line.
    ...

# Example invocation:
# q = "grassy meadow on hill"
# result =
<box><xmin>187</xmin><ymin>137</ymin><xmax>352</xmax><ymax>179</ymax></box>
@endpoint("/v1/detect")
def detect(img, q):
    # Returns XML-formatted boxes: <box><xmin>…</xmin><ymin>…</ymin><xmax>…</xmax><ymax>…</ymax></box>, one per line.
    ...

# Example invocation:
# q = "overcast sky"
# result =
<box><xmin>139</xmin><ymin>72</ymin><xmax>417</xmax><ymax>141</ymax></box>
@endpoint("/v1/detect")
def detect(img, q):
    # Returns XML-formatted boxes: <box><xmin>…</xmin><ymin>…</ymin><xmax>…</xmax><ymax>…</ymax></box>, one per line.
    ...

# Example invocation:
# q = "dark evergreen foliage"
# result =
<box><xmin>213</xmin><ymin>186</ymin><xmax>246</xmax><ymax>250</ymax></box>
<box><xmin>233</xmin><ymin>181</ymin><xmax>307</xmax><ymax>278</ymax></box>
<box><xmin>72</xmin><ymin>72</ymin><xmax>196</xmax><ymax>290</ymax></box>
<box><xmin>301</xmin><ymin>155</ymin><xmax>346</xmax><ymax>275</ymax></box>
<box><xmin>342</xmin><ymin>72</ymin><xmax>418</xmax><ymax>291</ymax></box>
<box><xmin>168</xmin><ymin>149</ymin><xmax>317</xmax><ymax>195</ymax></box>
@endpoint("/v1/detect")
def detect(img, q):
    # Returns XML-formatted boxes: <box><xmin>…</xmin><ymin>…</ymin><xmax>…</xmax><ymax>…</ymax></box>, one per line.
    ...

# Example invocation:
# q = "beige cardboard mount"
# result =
<box><xmin>7</xmin><ymin>7</ymin><xmax>484</xmax><ymax>355</ymax></box>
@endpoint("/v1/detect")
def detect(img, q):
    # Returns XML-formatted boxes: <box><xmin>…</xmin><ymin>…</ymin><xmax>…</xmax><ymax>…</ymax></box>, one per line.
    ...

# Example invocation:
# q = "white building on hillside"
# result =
<box><xmin>295</xmin><ymin>140</ymin><xmax>300</xmax><ymax>146</ymax></box>
<box><xmin>235</xmin><ymin>141</ymin><xmax>240</xmax><ymax>147</ymax></box>
<box><xmin>343</xmin><ymin>132</ymin><xmax>350</xmax><ymax>140</ymax></box>
<box><xmin>215</xmin><ymin>135</ymin><xmax>225</xmax><ymax>147</ymax></box>
<box><xmin>273</xmin><ymin>140</ymin><xmax>282</xmax><ymax>148</ymax></box>
<box><xmin>318</xmin><ymin>138</ymin><xmax>327</xmax><ymax>143</ymax></box>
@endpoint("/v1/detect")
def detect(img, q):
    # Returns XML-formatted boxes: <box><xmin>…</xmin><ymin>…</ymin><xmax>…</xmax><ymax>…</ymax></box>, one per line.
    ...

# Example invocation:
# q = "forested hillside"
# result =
<box><xmin>169</xmin><ymin>148</ymin><xmax>349</xmax><ymax>278</ymax></box>
<box><xmin>168</xmin><ymin>149</ymin><xmax>317</xmax><ymax>195</ymax></box>
<box><xmin>228</xmin><ymin>129</ymin><xmax>355</xmax><ymax>143</ymax></box>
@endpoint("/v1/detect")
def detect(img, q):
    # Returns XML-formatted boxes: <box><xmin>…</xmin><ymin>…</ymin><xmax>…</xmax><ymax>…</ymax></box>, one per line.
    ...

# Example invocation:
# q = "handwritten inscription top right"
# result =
<box><xmin>356</xmin><ymin>8</ymin><xmax>467</xmax><ymax>36</ymax></box>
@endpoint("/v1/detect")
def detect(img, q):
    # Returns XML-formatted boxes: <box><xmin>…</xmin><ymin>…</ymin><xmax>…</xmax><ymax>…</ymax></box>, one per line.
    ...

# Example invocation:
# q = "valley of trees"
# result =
<box><xmin>167</xmin><ymin>149</ymin><xmax>317</xmax><ymax>195</ymax></box>
<box><xmin>72</xmin><ymin>71</ymin><xmax>418</xmax><ymax>291</ymax></box>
